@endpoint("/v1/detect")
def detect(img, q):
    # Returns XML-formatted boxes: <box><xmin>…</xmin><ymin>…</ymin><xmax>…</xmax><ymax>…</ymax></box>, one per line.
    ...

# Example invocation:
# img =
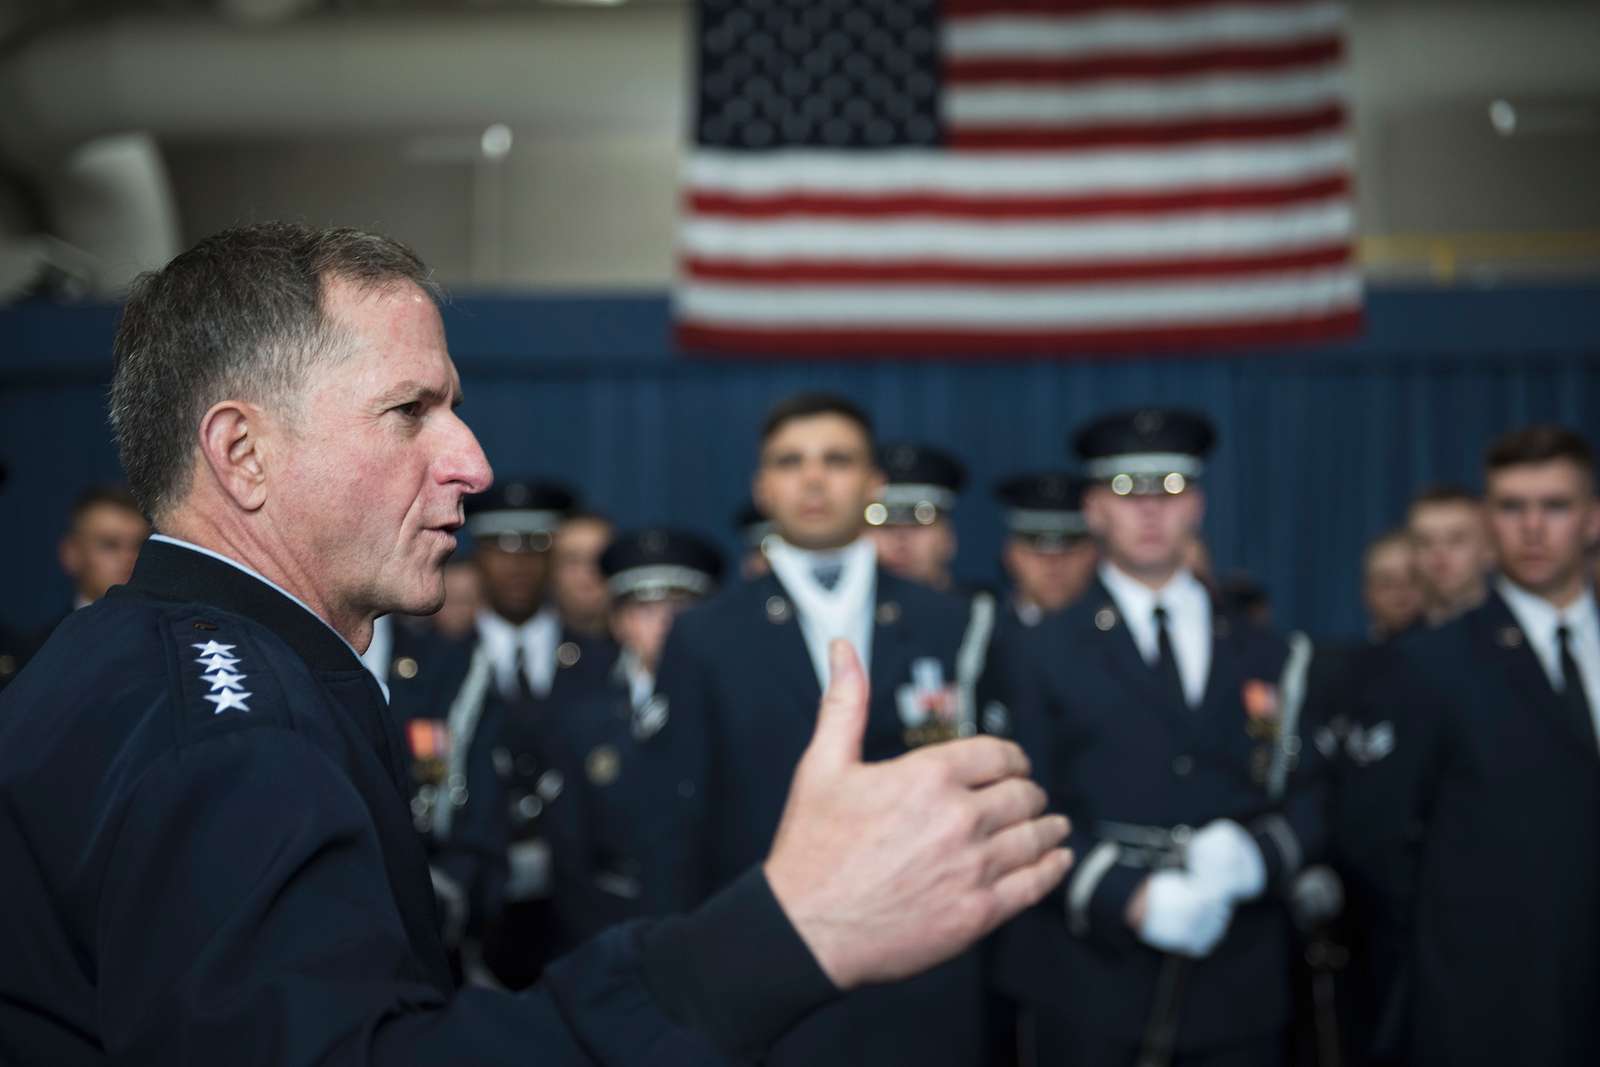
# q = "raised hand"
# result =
<box><xmin>764</xmin><ymin>640</ymin><xmax>1073</xmax><ymax>989</ymax></box>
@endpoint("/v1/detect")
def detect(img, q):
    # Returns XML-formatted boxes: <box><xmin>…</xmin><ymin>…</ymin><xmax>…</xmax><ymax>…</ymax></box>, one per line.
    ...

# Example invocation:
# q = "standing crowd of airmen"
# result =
<box><xmin>4</xmin><ymin>392</ymin><xmax>1598</xmax><ymax>1067</ymax></box>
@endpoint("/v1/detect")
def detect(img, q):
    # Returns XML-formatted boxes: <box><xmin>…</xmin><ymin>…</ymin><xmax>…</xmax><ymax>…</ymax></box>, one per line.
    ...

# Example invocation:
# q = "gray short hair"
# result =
<box><xmin>109</xmin><ymin>222</ymin><xmax>442</xmax><ymax>520</ymax></box>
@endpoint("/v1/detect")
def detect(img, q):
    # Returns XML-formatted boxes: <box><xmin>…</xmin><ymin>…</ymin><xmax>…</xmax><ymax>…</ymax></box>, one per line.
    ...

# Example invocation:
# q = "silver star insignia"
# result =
<box><xmin>202</xmin><ymin>669</ymin><xmax>247</xmax><ymax>691</ymax></box>
<box><xmin>204</xmin><ymin>688</ymin><xmax>253</xmax><ymax>714</ymax></box>
<box><xmin>195</xmin><ymin>653</ymin><xmax>240</xmax><ymax>672</ymax></box>
<box><xmin>192</xmin><ymin>641</ymin><xmax>237</xmax><ymax>658</ymax></box>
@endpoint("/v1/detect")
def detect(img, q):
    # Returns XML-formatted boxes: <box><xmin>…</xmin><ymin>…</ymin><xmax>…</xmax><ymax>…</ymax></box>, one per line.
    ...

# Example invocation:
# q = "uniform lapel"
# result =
<box><xmin>869</xmin><ymin>570</ymin><xmax>912</xmax><ymax>713</ymax></box>
<box><xmin>1083</xmin><ymin>580</ymin><xmax>1195</xmax><ymax>737</ymax></box>
<box><xmin>755</xmin><ymin>573</ymin><xmax>826</xmax><ymax>721</ymax></box>
<box><xmin>1473</xmin><ymin>592</ymin><xmax>1600</xmax><ymax>755</ymax></box>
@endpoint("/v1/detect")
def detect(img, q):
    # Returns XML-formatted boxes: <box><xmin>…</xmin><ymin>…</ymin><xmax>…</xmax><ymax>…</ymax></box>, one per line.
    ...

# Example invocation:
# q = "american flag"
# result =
<box><xmin>675</xmin><ymin>0</ymin><xmax>1362</xmax><ymax>356</ymax></box>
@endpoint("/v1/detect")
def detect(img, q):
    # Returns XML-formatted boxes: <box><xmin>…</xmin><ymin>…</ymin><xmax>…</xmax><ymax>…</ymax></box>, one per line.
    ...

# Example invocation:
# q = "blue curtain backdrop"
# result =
<box><xmin>2</xmin><ymin>285</ymin><xmax>1596</xmax><ymax>638</ymax></box>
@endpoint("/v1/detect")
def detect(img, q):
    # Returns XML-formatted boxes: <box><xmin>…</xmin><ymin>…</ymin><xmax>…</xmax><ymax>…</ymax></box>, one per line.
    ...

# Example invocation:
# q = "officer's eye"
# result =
<box><xmin>392</xmin><ymin>401</ymin><xmax>424</xmax><ymax>419</ymax></box>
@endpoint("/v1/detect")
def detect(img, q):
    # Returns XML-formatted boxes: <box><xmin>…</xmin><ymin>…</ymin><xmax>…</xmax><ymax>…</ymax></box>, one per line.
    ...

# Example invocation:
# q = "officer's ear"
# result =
<box><xmin>197</xmin><ymin>399</ymin><xmax>269</xmax><ymax>513</ymax></box>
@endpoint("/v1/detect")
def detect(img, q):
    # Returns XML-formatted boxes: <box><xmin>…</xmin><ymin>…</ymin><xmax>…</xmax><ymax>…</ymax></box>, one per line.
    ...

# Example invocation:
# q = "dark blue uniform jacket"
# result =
<box><xmin>646</xmin><ymin>568</ymin><xmax>989</xmax><ymax>1067</ymax></box>
<box><xmin>989</xmin><ymin>579</ymin><xmax>1325</xmax><ymax>1053</ymax></box>
<box><xmin>0</xmin><ymin>539</ymin><xmax>834</xmax><ymax>1064</ymax></box>
<box><xmin>1340</xmin><ymin>592</ymin><xmax>1600</xmax><ymax>1067</ymax></box>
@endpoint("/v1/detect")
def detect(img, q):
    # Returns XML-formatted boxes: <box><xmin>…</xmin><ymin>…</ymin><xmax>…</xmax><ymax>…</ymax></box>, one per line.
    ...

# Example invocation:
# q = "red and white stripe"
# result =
<box><xmin>677</xmin><ymin>0</ymin><xmax>1361</xmax><ymax>356</ymax></box>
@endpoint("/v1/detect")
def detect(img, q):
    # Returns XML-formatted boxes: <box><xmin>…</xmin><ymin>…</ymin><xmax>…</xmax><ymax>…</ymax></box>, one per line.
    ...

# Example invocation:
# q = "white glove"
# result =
<box><xmin>1136</xmin><ymin>869</ymin><xmax>1233</xmax><ymax>958</ymax></box>
<box><xmin>1187</xmin><ymin>819</ymin><xmax>1267</xmax><ymax>902</ymax></box>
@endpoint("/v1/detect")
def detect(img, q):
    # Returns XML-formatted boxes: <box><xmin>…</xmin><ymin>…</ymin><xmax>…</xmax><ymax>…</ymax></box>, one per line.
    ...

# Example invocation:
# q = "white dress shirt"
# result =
<box><xmin>1497</xmin><ymin>577</ymin><xmax>1600</xmax><ymax>748</ymax></box>
<box><xmin>764</xmin><ymin>536</ymin><xmax>878</xmax><ymax>690</ymax></box>
<box><xmin>475</xmin><ymin>605</ymin><xmax>561</xmax><ymax>701</ymax></box>
<box><xmin>359</xmin><ymin>614</ymin><xmax>394</xmax><ymax>687</ymax></box>
<box><xmin>1099</xmin><ymin>562</ymin><xmax>1212</xmax><ymax>708</ymax></box>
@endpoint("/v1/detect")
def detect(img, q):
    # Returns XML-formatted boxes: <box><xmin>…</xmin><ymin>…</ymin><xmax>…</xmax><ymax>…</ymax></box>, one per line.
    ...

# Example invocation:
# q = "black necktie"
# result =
<box><xmin>511</xmin><ymin>643</ymin><xmax>539</xmax><ymax>704</ymax></box>
<box><xmin>1556</xmin><ymin>624</ymin><xmax>1596</xmax><ymax>743</ymax></box>
<box><xmin>813</xmin><ymin>563</ymin><xmax>843</xmax><ymax>591</ymax></box>
<box><xmin>1153</xmin><ymin>605</ymin><xmax>1188</xmax><ymax>708</ymax></box>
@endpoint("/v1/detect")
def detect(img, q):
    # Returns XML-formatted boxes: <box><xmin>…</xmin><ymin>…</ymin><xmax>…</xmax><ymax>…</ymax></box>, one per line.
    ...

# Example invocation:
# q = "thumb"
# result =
<box><xmin>805</xmin><ymin>639</ymin><xmax>870</xmax><ymax>773</ymax></box>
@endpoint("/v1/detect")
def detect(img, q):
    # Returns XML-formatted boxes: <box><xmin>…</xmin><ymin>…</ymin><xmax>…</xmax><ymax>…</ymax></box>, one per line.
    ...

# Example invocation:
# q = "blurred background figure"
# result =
<box><xmin>1363</xmin><ymin>528</ymin><xmax>1424</xmax><ymax>642</ymax></box>
<box><xmin>544</xmin><ymin>527</ymin><xmax>723</xmax><ymax>948</ymax></box>
<box><xmin>58</xmin><ymin>485</ymin><xmax>148</xmax><ymax>611</ymax></box>
<box><xmin>432</xmin><ymin>556</ymin><xmax>484</xmax><ymax>642</ymax></box>
<box><xmin>20</xmin><ymin>485</ymin><xmax>153</xmax><ymax>674</ymax></box>
<box><xmin>1407</xmin><ymin>485</ymin><xmax>1493</xmax><ymax>626</ymax></box>
<box><xmin>733</xmin><ymin>500</ymin><xmax>774</xmax><ymax>580</ymax></box>
<box><xmin>647</xmin><ymin>393</ymin><xmax>992</xmax><ymax>1067</ymax></box>
<box><xmin>550</xmin><ymin>510</ymin><xmax>615</xmax><ymax>640</ymax></box>
<box><xmin>866</xmin><ymin>442</ymin><xmax>966</xmax><ymax>593</ymax></box>
<box><xmin>1340</xmin><ymin>426</ymin><xmax>1600</xmax><ymax>1067</ymax></box>
<box><xmin>993</xmin><ymin>472</ymin><xmax>1096</xmax><ymax>627</ymax></box>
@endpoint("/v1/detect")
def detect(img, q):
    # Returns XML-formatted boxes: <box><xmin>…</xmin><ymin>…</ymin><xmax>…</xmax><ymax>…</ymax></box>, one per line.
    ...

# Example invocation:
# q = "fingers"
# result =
<box><xmin>931</xmin><ymin>735</ymin><xmax>1031</xmax><ymax>788</ymax></box>
<box><xmin>986</xmin><ymin>848</ymin><xmax>1075</xmax><ymax>928</ymax></box>
<box><xmin>970</xmin><ymin>777</ymin><xmax>1049</xmax><ymax>838</ymax></box>
<box><xmin>981</xmin><ymin>813</ymin><xmax>1070</xmax><ymax>881</ymax></box>
<box><xmin>805</xmin><ymin>639</ymin><xmax>871</xmax><ymax>772</ymax></box>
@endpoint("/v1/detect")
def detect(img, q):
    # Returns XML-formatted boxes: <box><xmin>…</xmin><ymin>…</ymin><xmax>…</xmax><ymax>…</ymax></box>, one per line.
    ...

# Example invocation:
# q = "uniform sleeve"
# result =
<box><xmin>94</xmin><ymin>726</ymin><xmax>832</xmax><ymax>1065</ymax></box>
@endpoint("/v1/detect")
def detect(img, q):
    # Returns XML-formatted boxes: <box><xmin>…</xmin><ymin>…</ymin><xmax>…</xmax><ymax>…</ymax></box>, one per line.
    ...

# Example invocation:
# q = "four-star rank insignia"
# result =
<box><xmin>194</xmin><ymin>640</ymin><xmax>252</xmax><ymax>714</ymax></box>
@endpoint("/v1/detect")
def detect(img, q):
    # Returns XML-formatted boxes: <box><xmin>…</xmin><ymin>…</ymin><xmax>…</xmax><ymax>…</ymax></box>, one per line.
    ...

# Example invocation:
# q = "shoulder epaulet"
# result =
<box><xmin>160</xmin><ymin>608</ymin><xmax>292</xmax><ymax>744</ymax></box>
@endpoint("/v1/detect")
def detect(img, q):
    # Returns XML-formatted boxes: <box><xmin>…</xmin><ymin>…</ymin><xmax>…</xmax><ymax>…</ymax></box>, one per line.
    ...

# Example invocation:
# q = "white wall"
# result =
<box><xmin>8</xmin><ymin>0</ymin><xmax>1599</xmax><ymax>288</ymax></box>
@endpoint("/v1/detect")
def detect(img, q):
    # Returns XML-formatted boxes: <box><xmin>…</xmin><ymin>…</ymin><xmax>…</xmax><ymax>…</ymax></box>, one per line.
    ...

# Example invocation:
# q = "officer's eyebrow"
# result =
<box><xmin>373</xmin><ymin>380</ymin><xmax>455</xmax><ymax>410</ymax></box>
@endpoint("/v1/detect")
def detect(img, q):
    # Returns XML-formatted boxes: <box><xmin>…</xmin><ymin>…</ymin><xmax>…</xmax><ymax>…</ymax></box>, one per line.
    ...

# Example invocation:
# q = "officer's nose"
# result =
<box><xmin>440</xmin><ymin>410</ymin><xmax>494</xmax><ymax>496</ymax></box>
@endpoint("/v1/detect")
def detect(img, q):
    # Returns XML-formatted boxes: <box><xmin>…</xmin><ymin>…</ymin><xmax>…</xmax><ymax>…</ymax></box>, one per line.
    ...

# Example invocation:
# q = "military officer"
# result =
<box><xmin>994</xmin><ymin>472</ymin><xmax>1098</xmax><ymax>627</ymax></box>
<box><xmin>0</xmin><ymin>222</ymin><xmax>1071</xmax><ymax>1063</ymax></box>
<box><xmin>551</xmin><ymin>510</ymin><xmax>616</xmax><ymax>641</ymax></box>
<box><xmin>543</xmin><ymin>528</ymin><xmax>725</xmax><ymax>948</ymax></box>
<box><xmin>989</xmin><ymin>408</ymin><xmax>1324</xmax><ymax>1067</ymax></box>
<box><xmin>646</xmin><ymin>392</ymin><xmax>1001</xmax><ymax>1067</ymax></box>
<box><xmin>450</xmin><ymin>481</ymin><xmax>619</xmax><ymax>988</ymax></box>
<box><xmin>1406</xmin><ymin>484</ymin><xmax>1493</xmax><ymax>627</ymax></box>
<box><xmin>866</xmin><ymin>442</ymin><xmax>967</xmax><ymax>594</ymax></box>
<box><xmin>1340</xmin><ymin>425</ymin><xmax>1600</xmax><ymax>1067</ymax></box>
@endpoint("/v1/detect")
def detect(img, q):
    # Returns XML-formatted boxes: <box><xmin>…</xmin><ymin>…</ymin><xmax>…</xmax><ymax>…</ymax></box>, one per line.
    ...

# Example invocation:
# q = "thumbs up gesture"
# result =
<box><xmin>763</xmin><ymin>640</ymin><xmax>1073</xmax><ymax>990</ymax></box>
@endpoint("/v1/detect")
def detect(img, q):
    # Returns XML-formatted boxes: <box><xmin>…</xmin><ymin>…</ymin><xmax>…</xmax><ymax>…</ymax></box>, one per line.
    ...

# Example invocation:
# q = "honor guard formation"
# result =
<box><xmin>2</xmin><ymin>223</ymin><xmax>1598</xmax><ymax>1067</ymax></box>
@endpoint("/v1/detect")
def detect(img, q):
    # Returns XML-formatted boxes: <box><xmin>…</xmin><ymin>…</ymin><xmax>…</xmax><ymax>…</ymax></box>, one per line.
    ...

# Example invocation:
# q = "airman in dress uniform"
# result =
<box><xmin>448</xmin><ymin>481</ymin><xmax>620</xmax><ymax>987</ymax></box>
<box><xmin>989</xmin><ymin>408</ymin><xmax>1325</xmax><ymax>1067</ymax></box>
<box><xmin>645</xmin><ymin>392</ymin><xmax>1001</xmax><ymax>1067</ymax></box>
<box><xmin>1340</xmin><ymin>425</ymin><xmax>1600</xmax><ymax>1067</ymax></box>
<box><xmin>542</xmin><ymin>528</ymin><xmax>724</xmax><ymax>948</ymax></box>
<box><xmin>866</xmin><ymin>442</ymin><xmax>968</xmax><ymax>594</ymax></box>
<box><xmin>993</xmin><ymin>472</ymin><xmax>1098</xmax><ymax>628</ymax></box>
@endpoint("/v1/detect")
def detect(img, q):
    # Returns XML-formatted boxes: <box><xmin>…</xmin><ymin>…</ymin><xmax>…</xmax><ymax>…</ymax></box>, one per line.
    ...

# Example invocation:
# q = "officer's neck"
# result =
<box><xmin>158</xmin><ymin>509</ymin><xmax>375</xmax><ymax>654</ymax></box>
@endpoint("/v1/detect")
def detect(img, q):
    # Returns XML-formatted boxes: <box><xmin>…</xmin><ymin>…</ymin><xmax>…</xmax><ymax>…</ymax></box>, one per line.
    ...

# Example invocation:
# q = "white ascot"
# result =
<box><xmin>765</xmin><ymin>536</ymin><xmax>878</xmax><ymax>690</ymax></box>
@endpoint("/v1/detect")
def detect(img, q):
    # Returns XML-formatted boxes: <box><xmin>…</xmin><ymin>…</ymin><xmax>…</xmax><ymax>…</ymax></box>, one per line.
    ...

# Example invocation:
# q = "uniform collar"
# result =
<box><xmin>1097</xmin><ymin>561</ymin><xmax>1208</xmax><ymax>619</ymax></box>
<box><xmin>123</xmin><ymin>535</ymin><xmax>369</xmax><ymax>675</ymax></box>
<box><xmin>1496</xmin><ymin>575</ymin><xmax>1599</xmax><ymax>637</ymax></box>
